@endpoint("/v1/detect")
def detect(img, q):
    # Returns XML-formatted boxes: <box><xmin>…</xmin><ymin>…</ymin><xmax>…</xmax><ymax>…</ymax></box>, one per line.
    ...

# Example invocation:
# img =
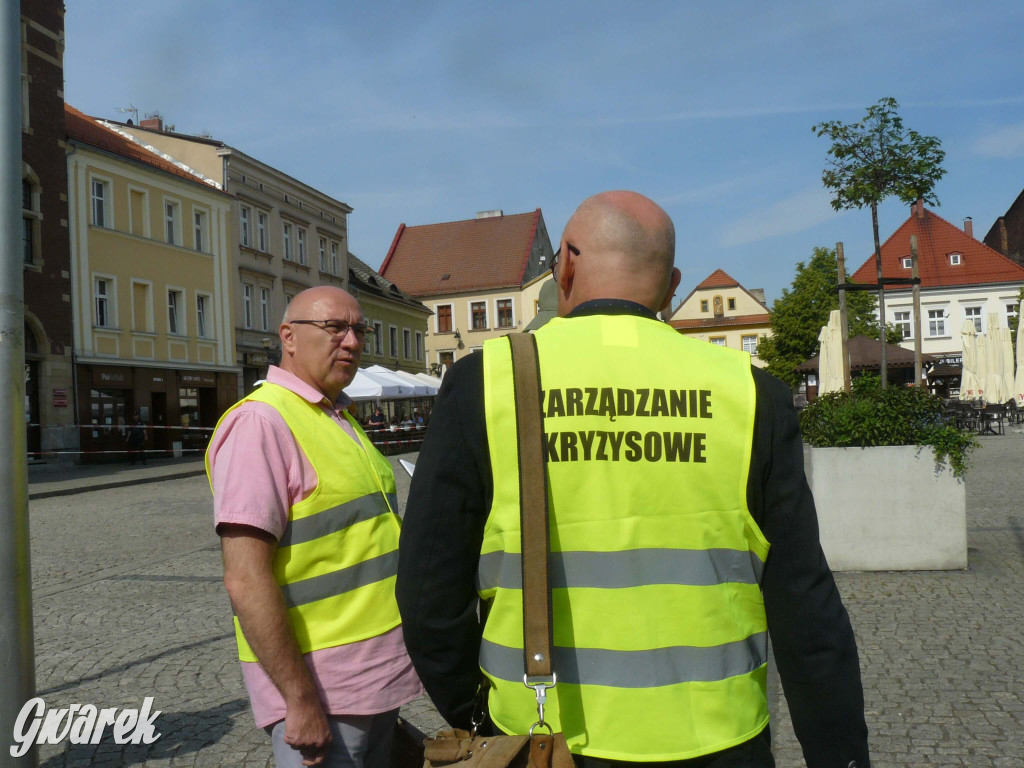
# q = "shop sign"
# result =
<box><xmin>180</xmin><ymin>371</ymin><xmax>216</xmax><ymax>387</ymax></box>
<box><xmin>245</xmin><ymin>352</ymin><xmax>268</xmax><ymax>366</ymax></box>
<box><xmin>53</xmin><ymin>388</ymin><xmax>68</xmax><ymax>407</ymax></box>
<box><xmin>91</xmin><ymin>367</ymin><xmax>132</xmax><ymax>388</ymax></box>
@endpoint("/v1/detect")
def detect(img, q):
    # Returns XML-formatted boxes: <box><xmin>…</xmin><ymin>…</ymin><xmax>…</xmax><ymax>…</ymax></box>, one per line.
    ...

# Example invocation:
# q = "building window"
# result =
<box><xmin>894</xmin><ymin>310</ymin><xmax>912</xmax><ymax>339</ymax></box>
<box><xmin>437</xmin><ymin>304</ymin><xmax>453</xmax><ymax>333</ymax></box>
<box><xmin>471</xmin><ymin>301</ymin><xmax>487</xmax><ymax>330</ymax></box>
<box><xmin>709</xmin><ymin>337</ymin><xmax>726</xmax><ymax>346</ymax></box>
<box><xmin>728</xmin><ymin>297</ymin><xmax>736</xmax><ymax>311</ymax></box>
<box><xmin>373</xmin><ymin>321</ymin><xmax>383</xmax><ymax>355</ymax></box>
<box><xmin>297</xmin><ymin>228</ymin><xmax>307</xmax><ymax>265</ymax></box>
<box><xmin>260</xmin><ymin>287</ymin><xmax>270</xmax><ymax>331</ymax></box>
<box><xmin>94</xmin><ymin>277</ymin><xmax>112</xmax><ymax>327</ymax></box>
<box><xmin>389</xmin><ymin>326</ymin><xmax>399</xmax><ymax>357</ymax></box>
<box><xmin>742</xmin><ymin>335</ymin><xmax>758</xmax><ymax>355</ymax></box>
<box><xmin>240</xmin><ymin>206</ymin><xmax>251</xmax><ymax>247</ymax></box>
<box><xmin>902</xmin><ymin>257</ymin><xmax>913</xmax><ymax>269</ymax></box>
<box><xmin>700</xmin><ymin>299</ymin><xmax>709</xmax><ymax>313</ymax></box>
<box><xmin>165</xmin><ymin>201</ymin><xmax>181</xmax><ymax>245</ymax></box>
<box><xmin>928</xmin><ymin>309</ymin><xmax>946</xmax><ymax>337</ymax></box>
<box><xmin>403</xmin><ymin>328</ymin><xmax>411</xmax><ymax>358</ymax></box>
<box><xmin>257</xmin><ymin>211</ymin><xmax>268</xmax><ymax>251</ymax></box>
<box><xmin>194</xmin><ymin>209</ymin><xmax>207</xmax><ymax>252</ymax></box>
<box><xmin>964</xmin><ymin>306</ymin><xmax>982</xmax><ymax>333</ymax></box>
<box><xmin>196</xmin><ymin>294</ymin><xmax>209</xmax><ymax>338</ymax></box>
<box><xmin>168</xmin><ymin>289</ymin><xmax>184</xmax><ymax>335</ymax></box>
<box><xmin>415</xmin><ymin>331</ymin><xmax>423</xmax><ymax>361</ymax></box>
<box><xmin>496</xmin><ymin>298</ymin><xmax>513</xmax><ymax>328</ymax></box>
<box><xmin>948</xmin><ymin>253</ymin><xmax>961</xmax><ymax>266</ymax></box>
<box><xmin>22</xmin><ymin>178</ymin><xmax>39</xmax><ymax>264</ymax></box>
<box><xmin>319</xmin><ymin>237</ymin><xmax>327</xmax><ymax>272</ymax></box>
<box><xmin>330</xmin><ymin>242</ymin><xmax>339</xmax><ymax>274</ymax></box>
<box><xmin>1008</xmin><ymin>303</ymin><xmax>1019</xmax><ymax>327</ymax></box>
<box><xmin>243</xmin><ymin>284</ymin><xmax>253</xmax><ymax>329</ymax></box>
<box><xmin>91</xmin><ymin>178</ymin><xmax>109</xmax><ymax>228</ymax></box>
<box><xmin>282</xmin><ymin>223</ymin><xmax>292</xmax><ymax>261</ymax></box>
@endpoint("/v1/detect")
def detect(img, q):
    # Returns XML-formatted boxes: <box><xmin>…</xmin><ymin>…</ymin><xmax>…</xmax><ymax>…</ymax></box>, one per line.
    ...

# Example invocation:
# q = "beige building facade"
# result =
<box><xmin>669</xmin><ymin>269</ymin><xmax>771</xmax><ymax>368</ymax></box>
<box><xmin>116</xmin><ymin>119</ymin><xmax>351</xmax><ymax>391</ymax></box>
<box><xmin>66</xmin><ymin>106</ymin><xmax>237</xmax><ymax>460</ymax></box>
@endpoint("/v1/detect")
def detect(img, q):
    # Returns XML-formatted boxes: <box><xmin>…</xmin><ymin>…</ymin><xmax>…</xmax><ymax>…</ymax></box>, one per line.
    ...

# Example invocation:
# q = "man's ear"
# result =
<box><xmin>279</xmin><ymin>324</ymin><xmax>295</xmax><ymax>357</ymax></box>
<box><xmin>556</xmin><ymin>240</ymin><xmax>575</xmax><ymax>293</ymax></box>
<box><xmin>658</xmin><ymin>267</ymin><xmax>682</xmax><ymax>314</ymax></box>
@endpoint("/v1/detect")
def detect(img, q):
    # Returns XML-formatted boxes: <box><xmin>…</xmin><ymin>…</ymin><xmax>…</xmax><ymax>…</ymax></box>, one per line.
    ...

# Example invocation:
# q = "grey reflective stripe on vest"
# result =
<box><xmin>279</xmin><ymin>493</ymin><xmax>392</xmax><ymax>548</ymax></box>
<box><xmin>280</xmin><ymin>550</ymin><xmax>398</xmax><ymax>608</ymax></box>
<box><xmin>480</xmin><ymin>633</ymin><xmax>767</xmax><ymax>688</ymax></box>
<box><xmin>386</xmin><ymin>493</ymin><xmax>398</xmax><ymax>515</ymax></box>
<box><xmin>477</xmin><ymin>548</ymin><xmax>765</xmax><ymax>592</ymax></box>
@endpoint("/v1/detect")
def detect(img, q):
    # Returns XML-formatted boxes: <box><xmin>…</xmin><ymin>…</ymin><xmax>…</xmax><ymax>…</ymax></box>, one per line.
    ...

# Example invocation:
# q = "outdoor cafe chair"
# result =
<box><xmin>979</xmin><ymin>404</ymin><xmax>1006</xmax><ymax>436</ymax></box>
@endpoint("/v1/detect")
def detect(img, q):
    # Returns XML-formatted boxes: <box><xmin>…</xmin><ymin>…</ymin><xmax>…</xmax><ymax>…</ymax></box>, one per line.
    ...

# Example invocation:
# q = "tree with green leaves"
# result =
<box><xmin>758</xmin><ymin>246</ymin><xmax>897</xmax><ymax>388</ymax></box>
<box><xmin>813</xmin><ymin>97</ymin><xmax>945</xmax><ymax>388</ymax></box>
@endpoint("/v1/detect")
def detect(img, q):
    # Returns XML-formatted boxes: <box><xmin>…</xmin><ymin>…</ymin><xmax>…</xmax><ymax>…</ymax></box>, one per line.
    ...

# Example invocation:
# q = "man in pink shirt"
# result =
<box><xmin>207</xmin><ymin>286</ymin><xmax>421</xmax><ymax>768</ymax></box>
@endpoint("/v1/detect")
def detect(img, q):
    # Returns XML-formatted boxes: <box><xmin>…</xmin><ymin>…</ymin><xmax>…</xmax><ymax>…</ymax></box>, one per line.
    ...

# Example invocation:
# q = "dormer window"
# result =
<box><xmin>902</xmin><ymin>257</ymin><xmax>913</xmax><ymax>269</ymax></box>
<box><xmin>949</xmin><ymin>253</ymin><xmax>962</xmax><ymax>266</ymax></box>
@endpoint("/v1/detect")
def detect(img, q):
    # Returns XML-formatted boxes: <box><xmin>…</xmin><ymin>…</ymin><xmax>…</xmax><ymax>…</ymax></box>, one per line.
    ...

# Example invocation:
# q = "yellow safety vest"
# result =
<box><xmin>206</xmin><ymin>382</ymin><xmax>402</xmax><ymax>662</ymax></box>
<box><xmin>480</xmin><ymin>314</ymin><xmax>770</xmax><ymax>761</ymax></box>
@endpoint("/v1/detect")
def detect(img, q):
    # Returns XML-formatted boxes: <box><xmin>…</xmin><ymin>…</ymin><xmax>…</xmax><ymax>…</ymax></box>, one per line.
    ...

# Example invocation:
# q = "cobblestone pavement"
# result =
<box><xmin>18</xmin><ymin>434</ymin><xmax>1024</xmax><ymax>766</ymax></box>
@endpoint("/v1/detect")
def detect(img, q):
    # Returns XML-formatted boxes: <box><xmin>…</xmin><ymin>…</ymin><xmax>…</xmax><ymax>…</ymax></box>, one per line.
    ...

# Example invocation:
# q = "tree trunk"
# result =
<box><xmin>872</xmin><ymin>201</ymin><xmax>887</xmax><ymax>388</ymax></box>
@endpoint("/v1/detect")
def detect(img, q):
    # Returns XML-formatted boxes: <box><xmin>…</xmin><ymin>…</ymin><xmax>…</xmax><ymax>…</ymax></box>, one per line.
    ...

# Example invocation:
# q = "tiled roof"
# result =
<box><xmin>347</xmin><ymin>252</ymin><xmax>428</xmax><ymax>313</ymax></box>
<box><xmin>696</xmin><ymin>268</ymin><xmax>740</xmax><ymax>289</ymax></box>
<box><xmin>850</xmin><ymin>204</ymin><xmax>1024</xmax><ymax>289</ymax></box>
<box><xmin>379</xmin><ymin>210</ymin><xmax>542</xmax><ymax>297</ymax></box>
<box><xmin>795</xmin><ymin>335</ymin><xmax>936</xmax><ymax>372</ymax></box>
<box><xmin>670</xmin><ymin>313</ymin><xmax>771</xmax><ymax>331</ymax></box>
<box><xmin>64</xmin><ymin>104</ymin><xmax>219</xmax><ymax>191</ymax></box>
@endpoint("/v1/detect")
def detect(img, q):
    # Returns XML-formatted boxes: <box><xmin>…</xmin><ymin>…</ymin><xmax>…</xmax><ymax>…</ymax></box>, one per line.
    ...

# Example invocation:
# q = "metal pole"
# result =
<box><xmin>836</xmin><ymin>242</ymin><xmax>852</xmax><ymax>394</ymax></box>
<box><xmin>0</xmin><ymin>1</ymin><xmax>37</xmax><ymax>765</ymax></box>
<box><xmin>910</xmin><ymin>235</ymin><xmax>923</xmax><ymax>388</ymax></box>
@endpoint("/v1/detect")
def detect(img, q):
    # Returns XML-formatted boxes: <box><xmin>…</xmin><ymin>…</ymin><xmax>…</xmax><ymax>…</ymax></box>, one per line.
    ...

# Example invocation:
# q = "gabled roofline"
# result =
<box><xmin>516</xmin><ymin>209</ymin><xmax>542</xmax><ymax>284</ymax></box>
<box><xmin>379</xmin><ymin>223</ymin><xmax>406</xmax><ymax>275</ymax></box>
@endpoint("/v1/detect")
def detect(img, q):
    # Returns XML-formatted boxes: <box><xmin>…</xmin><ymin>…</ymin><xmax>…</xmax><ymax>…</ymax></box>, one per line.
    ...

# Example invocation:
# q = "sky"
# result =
<box><xmin>63</xmin><ymin>0</ymin><xmax>1024</xmax><ymax>307</ymax></box>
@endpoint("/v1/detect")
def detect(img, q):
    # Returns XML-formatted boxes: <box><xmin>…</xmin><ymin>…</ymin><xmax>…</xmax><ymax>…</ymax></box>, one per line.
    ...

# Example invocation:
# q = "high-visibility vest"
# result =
<box><xmin>206</xmin><ymin>382</ymin><xmax>402</xmax><ymax>662</ymax></box>
<box><xmin>479</xmin><ymin>314</ymin><xmax>770</xmax><ymax>762</ymax></box>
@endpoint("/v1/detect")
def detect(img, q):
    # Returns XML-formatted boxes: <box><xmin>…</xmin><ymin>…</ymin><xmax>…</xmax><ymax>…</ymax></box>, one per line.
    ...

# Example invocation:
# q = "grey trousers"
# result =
<box><xmin>267</xmin><ymin>709</ymin><xmax>399</xmax><ymax>768</ymax></box>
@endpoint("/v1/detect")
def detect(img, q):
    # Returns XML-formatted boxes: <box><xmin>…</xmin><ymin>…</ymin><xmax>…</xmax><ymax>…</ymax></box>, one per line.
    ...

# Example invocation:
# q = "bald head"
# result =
<box><xmin>555</xmin><ymin>191</ymin><xmax>680</xmax><ymax>315</ymax></box>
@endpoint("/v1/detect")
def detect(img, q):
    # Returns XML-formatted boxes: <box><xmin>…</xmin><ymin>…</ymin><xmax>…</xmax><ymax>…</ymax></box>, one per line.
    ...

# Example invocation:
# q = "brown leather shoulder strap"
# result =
<box><xmin>507</xmin><ymin>333</ymin><xmax>553</xmax><ymax>679</ymax></box>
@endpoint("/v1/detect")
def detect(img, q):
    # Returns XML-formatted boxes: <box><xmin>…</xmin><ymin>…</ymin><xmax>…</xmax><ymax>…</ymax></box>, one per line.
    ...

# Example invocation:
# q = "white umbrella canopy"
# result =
<box><xmin>364</xmin><ymin>365</ymin><xmax>429</xmax><ymax>396</ymax></box>
<box><xmin>1015</xmin><ymin>300</ymin><xmax>1024</xmax><ymax>407</ymax></box>
<box><xmin>384</xmin><ymin>367</ymin><xmax>438</xmax><ymax>395</ymax></box>
<box><xmin>817</xmin><ymin>310</ymin><xmax>845</xmax><ymax>395</ymax></box>
<box><xmin>344</xmin><ymin>369</ymin><xmax>385</xmax><ymax>400</ymax></box>
<box><xmin>983</xmin><ymin>313</ymin><xmax>1007</xmax><ymax>404</ymax></box>
<box><xmin>997</xmin><ymin>324</ymin><xmax>1015</xmax><ymax>405</ymax></box>
<box><xmin>960</xmin><ymin>319</ymin><xmax>981</xmax><ymax>401</ymax></box>
<box><xmin>414</xmin><ymin>372</ymin><xmax>444</xmax><ymax>389</ymax></box>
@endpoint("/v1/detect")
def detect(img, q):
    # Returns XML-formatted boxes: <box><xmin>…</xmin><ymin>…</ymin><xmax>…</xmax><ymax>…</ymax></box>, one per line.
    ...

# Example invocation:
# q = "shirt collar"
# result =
<box><xmin>265</xmin><ymin>365</ymin><xmax>353</xmax><ymax>409</ymax></box>
<box><xmin>565</xmin><ymin>298</ymin><xmax>660</xmax><ymax>321</ymax></box>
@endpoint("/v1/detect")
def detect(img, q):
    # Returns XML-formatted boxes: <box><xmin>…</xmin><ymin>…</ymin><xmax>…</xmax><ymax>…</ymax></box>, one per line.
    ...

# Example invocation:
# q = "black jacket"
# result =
<box><xmin>396</xmin><ymin>300</ymin><xmax>870</xmax><ymax>768</ymax></box>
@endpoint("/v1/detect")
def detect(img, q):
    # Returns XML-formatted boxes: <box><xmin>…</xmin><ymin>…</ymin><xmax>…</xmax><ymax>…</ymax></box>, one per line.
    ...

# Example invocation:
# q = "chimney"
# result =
<box><xmin>476</xmin><ymin>210</ymin><xmax>503</xmax><ymax>219</ymax></box>
<box><xmin>140</xmin><ymin>116</ymin><xmax>164</xmax><ymax>131</ymax></box>
<box><xmin>963</xmin><ymin>217</ymin><xmax>973</xmax><ymax>238</ymax></box>
<box><xmin>914</xmin><ymin>197</ymin><xmax>926</xmax><ymax>219</ymax></box>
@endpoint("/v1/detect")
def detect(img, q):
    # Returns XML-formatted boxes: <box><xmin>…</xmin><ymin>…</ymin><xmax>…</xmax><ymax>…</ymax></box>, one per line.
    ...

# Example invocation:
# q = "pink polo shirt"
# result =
<box><xmin>208</xmin><ymin>366</ymin><xmax>422</xmax><ymax>727</ymax></box>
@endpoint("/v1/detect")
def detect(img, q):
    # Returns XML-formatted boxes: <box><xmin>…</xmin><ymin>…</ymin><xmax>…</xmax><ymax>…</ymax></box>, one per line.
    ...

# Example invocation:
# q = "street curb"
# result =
<box><xmin>28</xmin><ymin>469</ymin><xmax>208</xmax><ymax>501</ymax></box>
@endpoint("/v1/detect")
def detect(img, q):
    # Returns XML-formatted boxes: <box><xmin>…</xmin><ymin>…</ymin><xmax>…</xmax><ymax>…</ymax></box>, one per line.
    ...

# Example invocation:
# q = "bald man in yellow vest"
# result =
<box><xmin>397</xmin><ymin>192</ymin><xmax>869</xmax><ymax>767</ymax></box>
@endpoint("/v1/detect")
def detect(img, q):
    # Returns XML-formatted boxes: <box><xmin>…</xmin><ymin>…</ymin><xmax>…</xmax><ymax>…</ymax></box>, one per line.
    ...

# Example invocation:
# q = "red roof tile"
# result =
<box><xmin>850</xmin><ymin>204</ymin><xmax>1024</xmax><ymax>289</ymax></box>
<box><xmin>379</xmin><ymin>210</ymin><xmax>543</xmax><ymax>297</ymax></box>
<box><xmin>696</xmin><ymin>268</ymin><xmax>740</xmax><ymax>289</ymax></box>
<box><xmin>64</xmin><ymin>104</ymin><xmax>220</xmax><ymax>191</ymax></box>
<box><xmin>670</xmin><ymin>313</ymin><xmax>770</xmax><ymax>331</ymax></box>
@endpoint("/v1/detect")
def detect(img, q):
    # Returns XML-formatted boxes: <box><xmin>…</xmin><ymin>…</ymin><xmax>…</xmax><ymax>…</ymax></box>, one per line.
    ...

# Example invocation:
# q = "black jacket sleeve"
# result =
<box><xmin>396</xmin><ymin>352</ymin><xmax>490</xmax><ymax>728</ymax></box>
<box><xmin>397</xmin><ymin>353</ymin><xmax>870</xmax><ymax>766</ymax></box>
<box><xmin>750</xmin><ymin>368</ymin><xmax>871</xmax><ymax>767</ymax></box>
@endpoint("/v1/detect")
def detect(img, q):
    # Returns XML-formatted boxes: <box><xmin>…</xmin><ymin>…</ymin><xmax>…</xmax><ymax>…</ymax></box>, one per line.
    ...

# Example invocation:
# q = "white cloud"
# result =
<box><xmin>719</xmin><ymin>187</ymin><xmax>839</xmax><ymax>247</ymax></box>
<box><xmin>971</xmin><ymin>121</ymin><xmax>1024</xmax><ymax>158</ymax></box>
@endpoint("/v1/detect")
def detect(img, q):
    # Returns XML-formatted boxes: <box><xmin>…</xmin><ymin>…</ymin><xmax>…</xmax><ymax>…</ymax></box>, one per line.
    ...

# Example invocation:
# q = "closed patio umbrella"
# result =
<box><xmin>1015</xmin><ymin>299</ymin><xmax>1024</xmax><ymax>407</ymax></box>
<box><xmin>817</xmin><ymin>310</ymin><xmax>845</xmax><ymax>395</ymax></box>
<box><xmin>983</xmin><ymin>313</ymin><xmax>1006</xmax><ymax>404</ymax></box>
<box><xmin>959</xmin><ymin>320</ymin><xmax>980</xmax><ymax>401</ymax></box>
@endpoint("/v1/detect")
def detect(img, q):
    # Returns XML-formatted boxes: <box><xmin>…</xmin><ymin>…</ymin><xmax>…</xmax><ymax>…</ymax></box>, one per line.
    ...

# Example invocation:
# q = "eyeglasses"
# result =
<box><xmin>289</xmin><ymin>319</ymin><xmax>374</xmax><ymax>340</ymax></box>
<box><xmin>551</xmin><ymin>242</ymin><xmax>580</xmax><ymax>276</ymax></box>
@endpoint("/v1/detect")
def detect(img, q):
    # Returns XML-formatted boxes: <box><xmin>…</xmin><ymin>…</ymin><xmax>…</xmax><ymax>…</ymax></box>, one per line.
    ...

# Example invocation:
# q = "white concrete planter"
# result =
<box><xmin>804</xmin><ymin>444</ymin><xmax>967</xmax><ymax>571</ymax></box>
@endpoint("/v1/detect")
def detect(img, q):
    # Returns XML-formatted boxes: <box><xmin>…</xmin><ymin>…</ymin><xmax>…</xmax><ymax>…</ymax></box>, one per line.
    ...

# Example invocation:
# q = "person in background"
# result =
<box><xmin>207</xmin><ymin>286</ymin><xmax>421</xmax><ymax>768</ymax></box>
<box><xmin>396</xmin><ymin>191</ymin><xmax>869</xmax><ymax>768</ymax></box>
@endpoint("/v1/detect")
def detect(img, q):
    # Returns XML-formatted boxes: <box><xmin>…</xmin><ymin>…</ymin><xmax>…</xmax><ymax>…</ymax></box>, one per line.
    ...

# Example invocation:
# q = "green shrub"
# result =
<box><xmin>798</xmin><ymin>375</ymin><xmax>978</xmax><ymax>477</ymax></box>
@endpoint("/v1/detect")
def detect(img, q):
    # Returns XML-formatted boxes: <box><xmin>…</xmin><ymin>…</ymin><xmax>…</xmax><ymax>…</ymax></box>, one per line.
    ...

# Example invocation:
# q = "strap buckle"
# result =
<box><xmin>523</xmin><ymin>673</ymin><xmax>557</xmax><ymax>729</ymax></box>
